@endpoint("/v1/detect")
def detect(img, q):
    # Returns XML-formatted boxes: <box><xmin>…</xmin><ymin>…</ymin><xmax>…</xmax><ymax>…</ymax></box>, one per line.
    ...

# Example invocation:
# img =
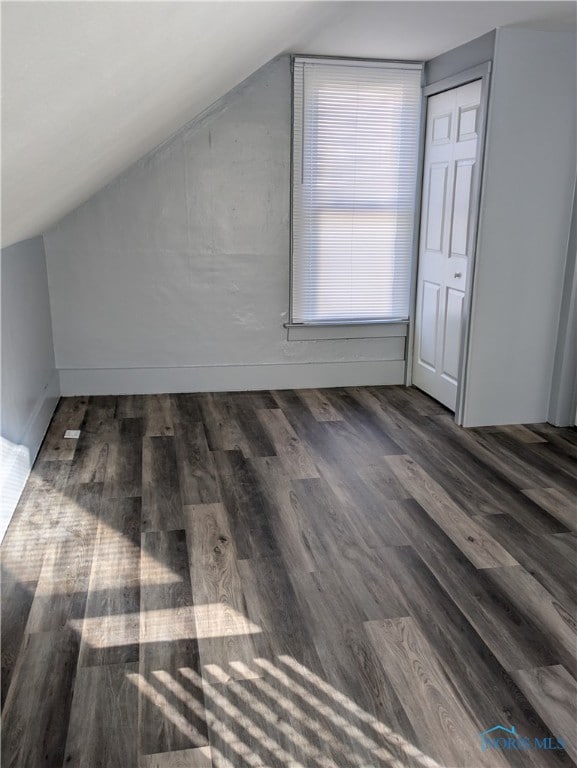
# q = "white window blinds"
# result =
<box><xmin>291</xmin><ymin>57</ymin><xmax>422</xmax><ymax>324</ymax></box>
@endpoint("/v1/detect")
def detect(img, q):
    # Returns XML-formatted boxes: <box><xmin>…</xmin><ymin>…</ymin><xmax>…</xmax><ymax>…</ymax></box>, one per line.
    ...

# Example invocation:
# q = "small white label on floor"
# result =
<box><xmin>64</xmin><ymin>429</ymin><xmax>81</xmax><ymax>439</ymax></box>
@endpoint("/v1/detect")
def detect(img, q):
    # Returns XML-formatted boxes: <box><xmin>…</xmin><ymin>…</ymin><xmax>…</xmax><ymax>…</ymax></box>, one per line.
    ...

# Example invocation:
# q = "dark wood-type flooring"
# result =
<box><xmin>2</xmin><ymin>386</ymin><xmax>576</xmax><ymax>767</ymax></box>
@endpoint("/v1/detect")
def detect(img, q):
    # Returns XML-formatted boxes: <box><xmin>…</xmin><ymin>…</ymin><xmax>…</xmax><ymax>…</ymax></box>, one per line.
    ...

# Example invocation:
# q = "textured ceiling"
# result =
<box><xmin>2</xmin><ymin>1</ymin><xmax>575</xmax><ymax>247</ymax></box>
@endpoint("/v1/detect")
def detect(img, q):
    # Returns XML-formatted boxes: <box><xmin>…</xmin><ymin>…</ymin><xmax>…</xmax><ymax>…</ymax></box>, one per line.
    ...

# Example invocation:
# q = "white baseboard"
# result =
<box><xmin>22</xmin><ymin>370</ymin><xmax>61</xmax><ymax>455</ymax></box>
<box><xmin>1</xmin><ymin>370</ymin><xmax>60</xmax><ymax>542</ymax></box>
<box><xmin>58</xmin><ymin>360</ymin><xmax>406</xmax><ymax>396</ymax></box>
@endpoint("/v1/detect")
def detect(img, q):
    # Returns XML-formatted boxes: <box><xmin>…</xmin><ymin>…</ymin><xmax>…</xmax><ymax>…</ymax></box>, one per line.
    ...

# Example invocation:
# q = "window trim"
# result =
<box><xmin>288</xmin><ymin>54</ymin><xmax>424</xmax><ymax>332</ymax></box>
<box><xmin>285</xmin><ymin>321</ymin><xmax>408</xmax><ymax>342</ymax></box>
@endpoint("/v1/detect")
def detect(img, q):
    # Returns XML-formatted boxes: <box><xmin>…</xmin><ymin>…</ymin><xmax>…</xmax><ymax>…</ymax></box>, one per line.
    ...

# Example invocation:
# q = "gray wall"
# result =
<box><xmin>548</xmin><ymin>179</ymin><xmax>577</xmax><ymax>426</ymax></box>
<box><xmin>1</xmin><ymin>235</ymin><xmax>59</xmax><ymax>538</ymax></box>
<box><xmin>463</xmin><ymin>27</ymin><xmax>577</xmax><ymax>426</ymax></box>
<box><xmin>424</xmin><ymin>30</ymin><xmax>495</xmax><ymax>85</ymax></box>
<box><xmin>44</xmin><ymin>56</ymin><xmax>405</xmax><ymax>395</ymax></box>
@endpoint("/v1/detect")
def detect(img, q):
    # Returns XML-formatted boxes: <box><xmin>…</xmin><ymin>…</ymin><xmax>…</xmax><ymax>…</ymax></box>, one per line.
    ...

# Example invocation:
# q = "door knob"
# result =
<box><xmin>454</xmin><ymin>272</ymin><xmax>462</xmax><ymax>278</ymax></box>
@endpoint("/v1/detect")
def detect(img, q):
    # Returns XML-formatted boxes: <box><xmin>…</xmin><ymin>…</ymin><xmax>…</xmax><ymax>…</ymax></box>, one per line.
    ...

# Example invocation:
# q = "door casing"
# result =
<box><xmin>406</xmin><ymin>61</ymin><xmax>492</xmax><ymax>425</ymax></box>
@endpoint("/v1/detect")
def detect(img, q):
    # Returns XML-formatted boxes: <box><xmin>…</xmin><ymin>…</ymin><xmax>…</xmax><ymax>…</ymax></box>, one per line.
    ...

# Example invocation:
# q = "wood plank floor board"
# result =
<box><xmin>387</xmin><ymin>498</ymin><xmax>563</xmax><ymax>673</ymax></box>
<box><xmin>395</xmin><ymin>411</ymin><xmax>573</xmax><ymax>532</ymax></box>
<box><xmin>290</xmin><ymin>477</ymin><xmax>373</xmax><ymax>567</ymax></box>
<box><xmin>384</xmin><ymin>454</ymin><xmax>518</xmax><ymax>569</ymax></box>
<box><xmin>18</xmin><ymin>466</ymin><xmax>79</xmax><ymax>524</ymax></box>
<box><xmin>545</xmin><ymin>532</ymin><xmax>577</xmax><ymax>565</ymax></box>
<box><xmin>198</xmin><ymin>393</ymin><xmax>257</xmax><ymax>457</ymax></box>
<box><xmin>369</xmin><ymin>383</ymin><xmax>449</xmax><ymax>418</ymax></box>
<box><xmin>279</xmin><ymin>418</ymin><xmax>406</xmax><ymax>555</ymax></box>
<box><xmin>138</xmin><ymin>641</ymin><xmax>209</xmax><ymax>756</ymax></box>
<box><xmin>413</xmin><ymin>416</ymin><xmax>569</xmax><ymax>527</ymax></box>
<box><xmin>183</xmin><ymin>503</ymin><xmax>268</xmax><ymax>684</ymax></box>
<box><xmin>273</xmin><ymin>397</ymin><xmax>403</xmax><ymax>536</ymax></box>
<box><xmin>325</xmin><ymin>388</ymin><xmax>405</xmax><ymax>457</ymax></box>
<box><xmin>522</xmin><ymin>487</ymin><xmax>577</xmax><ymax>533</ymax></box>
<box><xmin>286</xmin><ymin>568</ymin><xmax>424</xmax><ymax>766</ymax></box>
<box><xmin>480</xmin><ymin>564</ymin><xmax>577</xmax><ymax>680</ymax></box>
<box><xmin>431</xmin><ymin>414</ymin><xmax>547</xmax><ymax>492</ymax></box>
<box><xmin>320</xmin><ymin>417</ymin><xmax>400</xmax><ymax>468</ymax></box>
<box><xmin>380</xmin><ymin>545</ymin><xmax>571</xmax><ymax>768</ymax></box>
<box><xmin>397</xmin><ymin>417</ymin><xmax>566</xmax><ymax>534</ymax></box>
<box><xmin>296</xmin><ymin>388</ymin><xmax>344</xmax><ymax>422</ymax></box>
<box><xmin>64</xmin><ymin>661</ymin><xmax>140</xmax><ymax>767</ymax></box>
<box><xmin>81</xmin><ymin>395</ymin><xmax>118</xmax><ymax>433</ymax></box>
<box><xmin>68</xmin><ymin>400</ymin><xmax>113</xmax><ymax>484</ymax></box>
<box><xmin>219</xmin><ymin>654</ymin><xmax>347</xmax><ymax>765</ymax></box>
<box><xmin>437</xmin><ymin>414</ymin><xmax>568</xmax><ymax>493</ymax></box>
<box><xmin>145</xmin><ymin>393</ymin><xmax>175</xmax><ymax>437</ymax></box>
<box><xmin>0</xmin><ymin>574</ymin><xmax>36</xmax><ymax>709</ymax></box>
<box><xmin>360</xmin><ymin>385</ymin><xmax>432</xmax><ymax>432</ymax></box>
<box><xmin>354</xmin><ymin>461</ymin><xmax>412</xmax><ymax>502</ymax></box>
<box><xmin>1</xmin><ymin>386</ymin><xmax>575</xmax><ymax>767</ymax></box>
<box><xmin>390</xmin><ymin>425</ymin><xmax>510</xmax><ymax>517</ymax></box>
<box><xmin>142</xmin><ymin>436</ymin><xmax>183</xmax><ymax>532</ymax></box>
<box><xmin>364</xmin><ymin>616</ymin><xmax>511</xmax><ymax>768</ymax></box>
<box><xmin>173</xmin><ymin>420</ymin><xmax>221</xmax><ymax>506</ymax></box>
<box><xmin>2</xmin><ymin>460</ymin><xmax>73</xmax><ymax>582</ymax></box>
<box><xmin>328</xmin><ymin>556</ymin><xmax>410</xmax><ymax>622</ymax></box>
<box><xmin>526</xmin><ymin>423</ymin><xmax>577</xmax><ymax>460</ymax></box>
<box><xmin>1</xmin><ymin>629</ymin><xmax>79</xmax><ymax>768</ymax></box>
<box><xmin>217</xmin><ymin>390</ymin><xmax>279</xmax><ymax>411</ymax></box>
<box><xmin>140</xmin><ymin>529</ymin><xmax>195</xmax><ymax>648</ymax></box>
<box><xmin>256</xmin><ymin>408</ymin><xmax>320</xmax><ymax>479</ymax></box>
<box><xmin>139</xmin><ymin>528</ymin><xmax>208</xmax><ymax>755</ymax></box>
<box><xmin>249</xmin><ymin>456</ymin><xmax>325</xmax><ymax>573</ymax></box>
<box><xmin>251</xmin><ymin>656</ymin><xmax>427</xmax><ymax>768</ymax></box>
<box><xmin>34</xmin><ymin>481</ymin><xmax>102</xmax><ymax>582</ymax></box>
<box><xmin>275</xmin><ymin>403</ymin><xmax>358</xmax><ymax>474</ymax></box>
<box><xmin>321</xmin><ymin>464</ymin><xmax>413</xmax><ymax>551</ymax></box>
<box><xmin>140</xmin><ymin>747</ymin><xmax>212</xmax><ymax>768</ymax></box>
<box><xmin>68</xmin><ymin>434</ymin><xmax>109</xmax><ymax>486</ymax></box>
<box><xmin>484</xmin><ymin>432</ymin><xmax>577</xmax><ymax>495</ymax></box>
<box><xmin>198</xmin><ymin>673</ymin><xmax>340</xmax><ymax>768</ymax></box>
<box><xmin>78</xmin><ymin>496</ymin><xmax>142</xmax><ymax>667</ymax></box>
<box><xmin>281</xmin><ymin>567</ymin><xmax>374</xmax><ymax>705</ymax></box>
<box><xmin>24</xmin><ymin>575</ymin><xmax>89</xmax><ymax>635</ymax></box>
<box><xmin>213</xmin><ymin>450</ymin><xmax>281</xmax><ymax>561</ymax></box>
<box><xmin>116</xmin><ymin>394</ymin><xmax>146</xmax><ymax>419</ymax></box>
<box><xmin>511</xmin><ymin>666</ymin><xmax>577</xmax><ymax>765</ymax></box>
<box><xmin>170</xmin><ymin>392</ymin><xmax>204</xmax><ymax>424</ymax></box>
<box><xmin>233</xmin><ymin>407</ymin><xmax>278</xmax><ymax>459</ymax></box>
<box><xmin>87</xmin><ymin>496</ymin><xmax>141</xmax><ymax>582</ymax></box>
<box><xmin>103</xmin><ymin>417</ymin><xmax>144</xmax><ymax>498</ymax></box>
<box><xmin>16</xmin><ymin>482</ymin><xmax>101</xmax><ymax>634</ymax></box>
<box><xmin>219</xmin><ymin>395</ymin><xmax>278</xmax><ymax>458</ymax></box>
<box><xmin>270</xmin><ymin>389</ymin><xmax>305</xmax><ymax>409</ymax></box>
<box><xmin>350</xmin><ymin>389</ymin><xmax>524</xmax><ymax>521</ymax></box>
<box><xmin>78</xmin><ymin>581</ymin><xmax>140</xmax><ymax>667</ymax></box>
<box><xmin>519</xmin><ymin>436</ymin><xmax>577</xmax><ymax>479</ymax></box>
<box><xmin>236</xmin><ymin>556</ymin><xmax>326</xmax><ymax>675</ymax></box>
<box><xmin>497</xmin><ymin>424</ymin><xmax>549</xmax><ymax>444</ymax></box>
<box><xmin>473</xmin><ymin>489</ymin><xmax>574</xmax><ymax>534</ymax></box>
<box><xmin>37</xmin><ymin>396</ymin><xmax>88</xmax><ymax>461</ymax></box>
<box><xmin>473</xmin><ymin>513</ymin><xmax>577</xmax><ymax>608</ymax></box>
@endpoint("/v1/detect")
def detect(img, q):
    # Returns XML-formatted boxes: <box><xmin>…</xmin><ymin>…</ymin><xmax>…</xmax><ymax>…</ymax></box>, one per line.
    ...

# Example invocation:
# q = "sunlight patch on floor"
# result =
<box><xmin>126</xmin><ymin>657</ymin><xmax>444</xmax><ymax>768</ymax></box>
<box><xmin>71</xmin><ymin>604</ymin><xmax>262</xmax><ymax>645</ymax></box>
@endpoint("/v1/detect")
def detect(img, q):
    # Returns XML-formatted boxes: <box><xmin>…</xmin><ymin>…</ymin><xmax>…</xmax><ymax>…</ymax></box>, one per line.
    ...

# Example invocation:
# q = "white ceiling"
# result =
<box><xmin>2</xmin><ymin>1</ymin><xmax>575</xmax><ymax>247</ymax></box>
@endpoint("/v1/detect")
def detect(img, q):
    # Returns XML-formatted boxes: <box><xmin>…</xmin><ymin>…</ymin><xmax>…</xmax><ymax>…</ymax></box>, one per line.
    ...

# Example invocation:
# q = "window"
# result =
<box><xmin>291</xmin><ymin>57</ymin><xmax>423</xmax><ymax>325</ymax></box>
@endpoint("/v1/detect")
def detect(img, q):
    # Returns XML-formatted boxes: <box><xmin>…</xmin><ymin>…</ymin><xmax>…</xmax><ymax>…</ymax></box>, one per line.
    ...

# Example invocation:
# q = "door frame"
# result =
<box><xmin>406</xmin><ymin>61</ymin><xmax>492</xmax><ymax>425</ymax></box>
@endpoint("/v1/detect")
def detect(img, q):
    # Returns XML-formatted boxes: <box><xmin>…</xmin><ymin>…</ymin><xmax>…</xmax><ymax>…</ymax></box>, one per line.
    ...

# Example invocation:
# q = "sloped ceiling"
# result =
<box><xmin>2</xmin><ymin>1</ymin><xmax>575</xmax><ymax>247</ymax></box>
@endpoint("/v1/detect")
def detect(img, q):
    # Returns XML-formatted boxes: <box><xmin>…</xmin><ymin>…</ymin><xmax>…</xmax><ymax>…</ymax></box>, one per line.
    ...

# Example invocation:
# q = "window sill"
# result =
<box><xmin>285</xmin><ymin>321</ymin><xmax>408</xmax><ymax>341</ymax></box>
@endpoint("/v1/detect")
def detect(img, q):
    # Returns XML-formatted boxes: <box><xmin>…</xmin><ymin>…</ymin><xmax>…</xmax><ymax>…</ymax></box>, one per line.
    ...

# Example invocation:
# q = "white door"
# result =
<box><xmin>413</xmin><ymin>80</ymin><xmax>482</xmax><ymax>411</ymax></box>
